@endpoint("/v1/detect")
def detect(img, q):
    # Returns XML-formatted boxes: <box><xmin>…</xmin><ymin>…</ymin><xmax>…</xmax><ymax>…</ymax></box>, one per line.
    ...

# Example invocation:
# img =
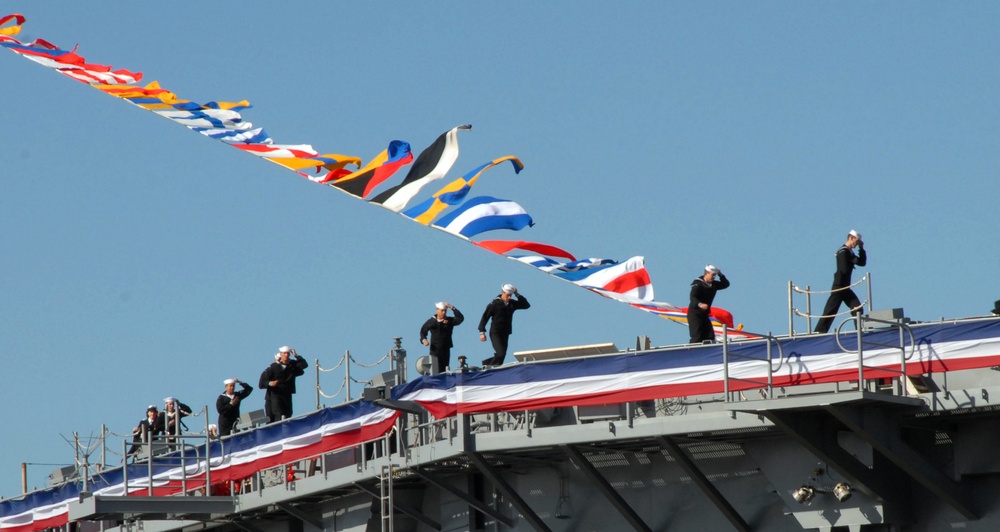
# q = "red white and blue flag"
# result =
<box><xmin>394</xmin><ymin>318</ymin><xmax>1000</xmax><ymax>418</ymax></box>
<box><xmin>0</xmin><ymin>402</ymin><xmax>398</xmax><ymax>532</ymax></box>
<box><xmin>555</xmin><ymin>256</ymin><xmax>654</xmax><ymax>302</ymax></box>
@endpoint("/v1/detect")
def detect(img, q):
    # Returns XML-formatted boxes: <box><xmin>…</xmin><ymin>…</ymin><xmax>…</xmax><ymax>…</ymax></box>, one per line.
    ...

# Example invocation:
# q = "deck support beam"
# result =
<box><xmin>412</xmin><ymin>466</ymin><xmax>515</xmax><ymax>528</ymax></box>
<box><xmin>657</xmin><ymin>437</ymin><xmax>751</xmax><ymax>532</ymax></box>
<box><xmin>764</xmin><ymin>409</ymin><xmax>912</xmax><ymax>515</ymax></box>
<box><xmin>764</xmin><ymin>402</ymin><xmax>976</xmax><ymax>521</ymax></box>
<box><xmin>276</xmin><ymin>502</ymin><xmax>323</xmax><ymax>529</ymax></box>
<box><xmin>562</xmin><ymin>444</ymin><xmax>651</xmax><ymax>532</ymax></box>
<box><xmin>353</xmin><ymin>482</ymin><xmax>441</xmax><ymax>531</ymax></box>
<box><xmin>230</xmin><ymin>521</ymin><xmax>266</xmax><ymax>532</ymax></box>
<box><xmin>823</xmin><ymin>403</ymin><xmax>976</xmax><ymax>520</ymax></box>
<box><xmin>69</xmin><ymin>495</ymin><xmax>235</xmax><ymax>522</ymax></box>
<box><xmin>466</xmin><ymin>451</ymin><xmax>551</xmax><ymax>531</ymax></box>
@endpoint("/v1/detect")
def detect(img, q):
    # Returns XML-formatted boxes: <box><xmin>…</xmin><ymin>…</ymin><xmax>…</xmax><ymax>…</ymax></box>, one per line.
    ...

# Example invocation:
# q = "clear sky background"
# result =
<box><xmin>2</xmin><ymin>3</ymin><xmax>999</xmax><ymax>497</ymax></box>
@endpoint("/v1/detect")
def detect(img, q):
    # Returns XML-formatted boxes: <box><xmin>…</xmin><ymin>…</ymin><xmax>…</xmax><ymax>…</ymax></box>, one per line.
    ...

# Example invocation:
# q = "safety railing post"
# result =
<box><xmin>788</xmin><ymin>281</ymin><xmax>794</xmax><ymax>336</ymax></box>
<box><xmin>315</xmin><ymin>359</ymin><xmax>321</xmax><ymax>411</ymax></box>
<box><xmin>101</xmin><ymin>424</ymin><xmax>107</xmax><ymax>470</ymax></box>
<box><xmin>766</xmin><ymin>333</ymin><xmax>773</xmax><ymax>398</ymax></box>
<box><xmin>856</xmin><ymin>313</ymin><xmax>865</xmax><ymax>386</ymax></box>
<box><xmin>82</xmin><ymin>451</ymin><xmax>89</xmax><ymax>493</ymax></box>
<box><xmin>360</xmin><ymin>442</ymin><xmax>367</xmax><ymax>472</ymax></box>
<box><xmin>203</xmin><ymin>406</ymin><xmax>211</xmax><ymax>492</ymax></box>
<box><xmin>867</xmin><ymin>273</ymin><xmax>874</xmax><ymax>314</ymax></box>
<box><xmin>180</xmin><ymin>432</ymin><xmax>187</xmax><ymax>495</ymax></box>
<box><xmin>122</xmin><ymin>439</ymin><xmax>129</xmax><ymax>495</ymax></box>
<box><xmin>345</xmin><ymin>350</ymin><xmax>352</xmax><ymax>402</ymax></box>
<box><xmin>147</xmin><ymin>439</ymin><xmax>154</xmax><ymax>496</ymax></box>
<box><xmin>806</xmin><ymin>285</ymin><xmax>812</xmax><ymax>333</ymax></box>
<box><xmin>722</xmin><ymin>325</ymin><xmax>730</xmax><ymax>402</ymax></box>
<box><xmin>899</xmin><ymin>324</ymin><xmax>907</xmax><ymax>396</ymax></box>
<box><xmin>74</xmin><ymin>433</ymin><xmax>80</xmax><ymax>490</ymax></box>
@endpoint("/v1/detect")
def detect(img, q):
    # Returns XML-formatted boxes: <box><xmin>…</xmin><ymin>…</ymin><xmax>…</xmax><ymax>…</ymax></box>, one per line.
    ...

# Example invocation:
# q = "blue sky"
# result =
<box><xmin>2</xmin><ymin>3</ymin><xmax>999</xmax><ymax>497</ymax></box>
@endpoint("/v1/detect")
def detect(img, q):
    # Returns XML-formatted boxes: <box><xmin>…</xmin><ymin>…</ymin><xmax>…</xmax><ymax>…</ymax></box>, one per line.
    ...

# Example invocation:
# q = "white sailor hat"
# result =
<box><xmin>224</xmin><ymin>378</ymin><xmax>237</xmax><ymax>386</ymax></box>
<box><xmin>849</xmin><ymin>229</ymin><xmax>862</xmax><ymax>240</ymax></box>
<box><xmin>435</xmin><ymin>302</ymin><xmax>446</xmax><ymax>310</ymax></box>
<box><xmin>705</xmin><ymin>264</ymin><xmax>719</xmax><ymax>275</ymax></box>
<box><xmin>278</xmin><ymin>346</ymin><xmax>291</xmax><ymax>353</ymax></box>
<box><xmin>146</xmin><ymin>404</ymin><xmax>157</xmax><ymax>412</ymax></box>
<box><xmin>163</xmin><ymin>397</ymin><xmax>175</xmax><ymax>404</ymax></box>
<box><xmin>501</xmin><ymin>284</ymin><xmax>515</xmax><ymax>294</ymax></box>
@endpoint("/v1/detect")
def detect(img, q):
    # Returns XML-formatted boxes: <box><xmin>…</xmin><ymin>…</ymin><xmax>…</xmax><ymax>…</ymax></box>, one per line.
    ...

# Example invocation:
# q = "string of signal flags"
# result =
<box><xmin>1</xmin><ymin>13</ymin><xmax>744</xmax><ymax>337</ymax></box>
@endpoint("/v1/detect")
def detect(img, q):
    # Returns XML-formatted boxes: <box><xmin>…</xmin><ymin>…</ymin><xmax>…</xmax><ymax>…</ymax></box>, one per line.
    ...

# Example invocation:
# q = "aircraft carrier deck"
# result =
<box><xmin>6</xmin><ymin>313</ymin><xmax>1000</xmax><ymax>531</ymax></box>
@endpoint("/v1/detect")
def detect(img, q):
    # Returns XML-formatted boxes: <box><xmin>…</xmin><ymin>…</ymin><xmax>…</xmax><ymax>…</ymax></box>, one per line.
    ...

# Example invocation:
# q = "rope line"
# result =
<box><xmin>792</xmin><ymin>277</ymin><xmax>866</xmax><ymax>295</ymax></box>
<box><xmin>792</xmin><ymin>300</ymin><xmax>867</xmax><ymax>320</ymax></box>
<box><xmin>349</xmin><ymin>352</ymin><xmax>391</xmax><ymax>368</ymax></box>
<box><xmin>318</xmin><ymin>379</ymin><xmax>346</xmax><ymax>399</ymax></box>
<box><xmin>317</xmin><ymin>356</ymin><xmax>346</xmax><ymax>372</ymax></box>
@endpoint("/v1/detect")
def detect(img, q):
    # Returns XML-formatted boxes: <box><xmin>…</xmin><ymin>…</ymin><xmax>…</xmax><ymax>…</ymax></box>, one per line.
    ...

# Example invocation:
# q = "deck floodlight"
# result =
<box><xmin>415</xmin><ymin>355</ymin><xmax>432</xmax><ymax>376</ymax></box>
<box><xmin>792</xmin><ymin>485</ymin><xmax>816</xmax><ymax>505</ymax></box>
<box><xmin>833</xmin><ymin>482</ymin><xmax>852</xmax><ymax>502</ymax></box>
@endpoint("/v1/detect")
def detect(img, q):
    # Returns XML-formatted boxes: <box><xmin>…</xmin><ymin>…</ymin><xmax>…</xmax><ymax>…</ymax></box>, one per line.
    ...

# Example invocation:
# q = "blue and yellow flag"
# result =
<box><xmin>401</xmin><ymin>156</ymin><xmax>523</xmax><ymax>224</ymax></box>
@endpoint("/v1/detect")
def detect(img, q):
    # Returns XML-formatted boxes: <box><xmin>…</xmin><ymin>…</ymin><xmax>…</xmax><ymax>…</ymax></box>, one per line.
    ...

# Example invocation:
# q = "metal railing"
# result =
<box><xmin>11</xmin><ymin>323</ymin><xmax>937</xmax><ymax>510</ymax></box>
<box><xmin>18</xmin><ymin>339</ymin><xmax>403</xmax><ymax>497</ymax></box>
<box><xmin>720</xmin><ymin>326</ymin><xmax>786</xmax><ymax>402</ymax></box>
<box><xmin>122</xmin><ymin>438</ymin><xmax>208</xmax><ymax>497</ymax></box>
<box><xmin>315</xmin><ymin>339</ymin><xmax>404</xmax><ymax>408</ymax></box>
<box><xmin>120</xmin><ymin>406</ymin><xmax>216</xmax><ymax>496</ymax></box>
<box><xmin>788</xmin><ymin>273</ymin><xmax>872</xmax><ymax>335</ymax></box>
<box><xmin>835</xmin><ymin>313</ymin><xmax>916</xmax><ymax>396</ymax></box>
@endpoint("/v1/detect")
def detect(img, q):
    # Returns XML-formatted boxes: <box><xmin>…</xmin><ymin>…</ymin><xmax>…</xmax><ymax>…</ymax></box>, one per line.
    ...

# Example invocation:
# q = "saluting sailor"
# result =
<box><xmin>479</xmin><ymin>283</ymin><xmax>531</xmax><ymax>368</ymax></box>
<box><xmin>421</xmin><ymin>302</ymin><xmax>464</xmax><ymax>374</ymax></box>
<box><xmin>814</xmin><ymin>230</ymin><xmax>867</xmax><ymax>334</ymax></box>
<box><xmin>216</xmin><ymin>377</ymin><xmax>253</xmax><ymax>436</ymax></box>
<box><xmin>687</xmin><ymin>265</ymin><xmax>730</xmax><ymax>344</ymax></box>
<box><xmin>258</xmin><ymin>346</ymin><xmax>309</xmax><ymax>423</ymax></box>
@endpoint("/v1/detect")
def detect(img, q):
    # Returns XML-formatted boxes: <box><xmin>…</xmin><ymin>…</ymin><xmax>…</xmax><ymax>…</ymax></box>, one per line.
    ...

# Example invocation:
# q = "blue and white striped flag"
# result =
<box><xmin>432</xmin><ymin>196</ymin><xmax>533</xmax><ymax>239</ymax></box>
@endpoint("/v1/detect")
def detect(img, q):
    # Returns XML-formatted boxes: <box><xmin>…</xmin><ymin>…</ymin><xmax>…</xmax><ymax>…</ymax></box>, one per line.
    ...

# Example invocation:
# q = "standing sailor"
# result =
<box><xmin>216</xmin><ymin>378</ymin><xmax>253</xmax><ymax>436</ymax></box>
<box><xmin>258</xmin><ymin>346</ymin><xmax>309</xmax><ymax>423</ymax></box>
<box><xmin>814</xmin><ymin>230</ymin><xmax>867</xmax><ymax>334</ymax></box>
<box><xmin>479</xmin><ymin>284</ymin><xmax>531</xmax><ymax>367</ymax></box>
<box><xmin>421</xmin><ymin>302</ymin><xmax>464</xmax><ymax>374</ymax></box>
<box><xmin>687</xmin><ymin>265</ymin><xmax>730</xmax><ymax>344</ymax></box>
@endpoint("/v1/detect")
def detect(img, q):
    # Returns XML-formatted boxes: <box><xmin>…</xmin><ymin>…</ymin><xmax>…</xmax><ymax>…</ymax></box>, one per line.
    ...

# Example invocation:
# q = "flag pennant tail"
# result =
<box><xmin>474</xmin><ymin>240</ymin><xmax>577</xmax><ymax>261</ymax></box>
